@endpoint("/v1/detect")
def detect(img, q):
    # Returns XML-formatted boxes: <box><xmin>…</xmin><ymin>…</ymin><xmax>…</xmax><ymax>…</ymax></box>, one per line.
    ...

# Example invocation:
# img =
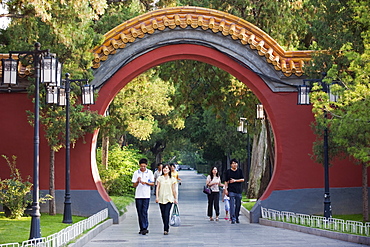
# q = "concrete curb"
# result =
<box><xmin>240</xmin><ymin>205</ymin><xmax>250</xmax><ymax>221</ymax></box>
<box><xmin>68</xmin><ymin>213</ymin><xmax>126</xmax><ymax>247</ymax></box>
<box><xmin>259</xmin><ymin>218</ymin><xmax>370</xmax><ymax>246</ymax></box>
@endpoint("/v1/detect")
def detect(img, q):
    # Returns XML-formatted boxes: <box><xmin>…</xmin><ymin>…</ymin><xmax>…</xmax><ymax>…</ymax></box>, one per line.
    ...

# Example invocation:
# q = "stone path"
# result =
<box><xmin>82</xmin><ymin>170</ymin><xmax>364</xmax><ymax>246</ymax></box>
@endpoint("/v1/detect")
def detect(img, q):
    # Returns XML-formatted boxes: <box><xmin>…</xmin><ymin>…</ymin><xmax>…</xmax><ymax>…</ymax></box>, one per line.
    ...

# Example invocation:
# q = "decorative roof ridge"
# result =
<box><xmin>92</xmin><ymin>6</ymin><xmax>313</xmax><ymax>77</ymax></box>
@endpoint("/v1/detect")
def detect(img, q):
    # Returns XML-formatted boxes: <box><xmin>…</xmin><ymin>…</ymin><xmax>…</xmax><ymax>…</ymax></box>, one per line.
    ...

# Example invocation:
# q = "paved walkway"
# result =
<box><xmin>83</xmin><ymin>171</ymin><xmax>364</xmax><ymax>246</ymax></box>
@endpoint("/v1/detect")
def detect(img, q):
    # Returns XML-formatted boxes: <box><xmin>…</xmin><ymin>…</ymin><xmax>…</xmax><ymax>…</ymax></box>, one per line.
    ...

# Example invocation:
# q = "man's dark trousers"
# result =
<box><xmin>229</xmin><ymin>191</ymin><xmax>242</xmax><ymax>222</ymax></box>
<box><xmin>135</xmin><ymin>198</ymin><xmax>150</xmax><ymax>231</ymax></box>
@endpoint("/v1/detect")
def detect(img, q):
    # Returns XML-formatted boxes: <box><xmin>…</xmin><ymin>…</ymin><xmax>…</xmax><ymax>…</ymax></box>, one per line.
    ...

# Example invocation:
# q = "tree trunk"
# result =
<box><xmin>150</xmin><ymin>141</ymin><xmax>166</xmax><ymax>165</ymax></box>
<box><xmin>155</xmin><ymin>152</ymin><xmax>162</xmax><ymax>165</ymax></box>
<box><xmin>362</xmin><ymin>162</ymin><xmax>369</xmax><ymax>221</ymax></box>
<box><xmin>220</xmin><ymin>154</ymin><xmax>230</xmax><ymax>181</ymax></box>
<box><xmin>102</xmin><ymin>134</ymin><xmax>109</xmax><ymax>169</ymax></box>
<box><xmin>242</xmin><ymin>160</ymin><xmax>248</xmax><ymax>193</ymax></box>
<box><xmin>257</xmin><ymin>119</ymin><xmax>275</xmax><ymax>197</ymax></box>
<box><xmin>265</xmin><ymin>118</ymin><xmax>274</xmax><ymax>175</ymax></box>
<box><xmin>247</xmin><ymin>121</ymin><xmax>268</xmax><ymax>199</ymax></box>
<box><xmin>49</xmin><ymin>148</ymin><xmax>56</xmax><ymax>215</ymax></box>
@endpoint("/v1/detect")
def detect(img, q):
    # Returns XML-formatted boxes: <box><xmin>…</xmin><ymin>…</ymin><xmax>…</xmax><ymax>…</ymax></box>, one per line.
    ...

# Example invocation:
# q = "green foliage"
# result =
<box><xmin>159</xmin><ymin>134</ymin><xmax>205</xmax><ymax>166</ymax></box>
<box><xmin>0</xmin><ymin>0</ymin><xmax>107</xmax><ymax>76</ymax></box>
<box><xmin>96</xmin><ymin>144</ymin><xmax>147</xmax><ymax>196</ymax></box>
<box><xmin>330</xmin><ymin>84</ymin><xmax>370</xmax><ymax>163</ymax></box>
<box><xmin>103</xmin><ymin>69</ymin><xmax>177</xmax><ymax>142</ymax></box>
<box><xmin>93</xmin><ymin>1</ymin><xmax>143</xmax><ymax>34</ymax></box>
<box><xmin>0</xmin><ymin>155</ymin><xmax>52</xmax><ymax>219</ymax></box>
<box><xmin>0</xmin><ymin>155</ymin><xmax>32</xmax><ymax>219</ymax></box>
<box><xmin>176</xmin><ymin>0</ymin><xmax>307</xmax><ymax>49</ymax></box>
<box><xmin>158</xmin><ymin>61</ymin><xmax>259</xmax><ymax>126</ymax></box>
<box><xmin>155</xmin><ymin>60</ymin><xmax>259</xmax><ymax>163</ymax></box>
<box><xmin>25</xmin><ymin>85</ymin><xmax>106</xmax><ymax>152</ymax></box>
<box><xmin>308</xmin><ymin>0</ymin><xmax>370</xmax><ymax>166</ymax></box>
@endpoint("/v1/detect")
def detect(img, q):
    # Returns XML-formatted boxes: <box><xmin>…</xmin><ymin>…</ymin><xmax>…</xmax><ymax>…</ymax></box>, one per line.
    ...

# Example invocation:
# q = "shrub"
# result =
<box><xmin>0</xmin><ymin>155</ymin><xmax>33</xmax><ymax>219</ymax></box>
<box><xmin>0</xmin><ymin>155</ymin><xmax>52</xmax><ymax>219</ymax></box>
<box><xmin>97</xmin><ymin>145</ymin><xmax>148</xmax><ymax>196</ymax></box>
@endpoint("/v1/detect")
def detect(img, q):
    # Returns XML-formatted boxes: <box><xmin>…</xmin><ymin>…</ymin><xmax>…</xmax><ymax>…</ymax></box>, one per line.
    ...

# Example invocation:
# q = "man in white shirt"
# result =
<box><xmin>132</xmin><ymin>158</ymin><xmax>154</xmax><ymax>235</ymax></box>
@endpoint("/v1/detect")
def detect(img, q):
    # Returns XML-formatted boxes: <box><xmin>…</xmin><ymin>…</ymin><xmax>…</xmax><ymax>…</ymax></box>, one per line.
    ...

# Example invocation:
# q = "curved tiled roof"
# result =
<box><xmin>92</xmin><ymin>6</ymin><xmax>312</xmax><ymax>77</ymax></box>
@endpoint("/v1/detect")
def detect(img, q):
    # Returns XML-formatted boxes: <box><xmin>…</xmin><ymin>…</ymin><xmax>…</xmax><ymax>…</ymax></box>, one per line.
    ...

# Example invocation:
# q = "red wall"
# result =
<box><xmin>0</xmin><ymin>93</ymin><xmax>106</xmax><ymax>198</ymax></box>
<box><xmin>0</xmin><ymin>44</ymin><xmax>363</xmax><ymax>203</ymax></box>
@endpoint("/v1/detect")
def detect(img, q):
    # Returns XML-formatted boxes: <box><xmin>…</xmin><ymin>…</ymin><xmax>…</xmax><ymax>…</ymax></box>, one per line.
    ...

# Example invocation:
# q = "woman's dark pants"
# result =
<box><xmin>159</xmin><ymin>202</ymin><xmax>173</xmax><ymax>232</ymax></box>
<box><xmin>207</xmin><ymin>191</ymin><xmax>220</xmax><ymax>217</ymax></box>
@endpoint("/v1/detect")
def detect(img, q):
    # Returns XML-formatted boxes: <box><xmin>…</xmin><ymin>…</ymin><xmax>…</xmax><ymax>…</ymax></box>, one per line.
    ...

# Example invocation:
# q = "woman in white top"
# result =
<box><xmin>156</xmin><ymin>164</ymin><xmax>177</xmax><ymax>235</ymax></box>
<box><xmin>206</xmin><ymin>166</ymin><xmax>222</xmax><ymax>221</ymax></box>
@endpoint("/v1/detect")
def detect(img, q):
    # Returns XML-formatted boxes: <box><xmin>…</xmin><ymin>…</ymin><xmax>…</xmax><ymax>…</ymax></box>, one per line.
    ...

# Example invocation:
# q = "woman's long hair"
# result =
<box><xmin>162</xmin><ymin>164</ymin><xmax>172</xmax><ymax>178</ymax></box>
<box><xmin>209</xmin><ymin>166</ymin><xmax>219</xmax><ymax>180</ymax></box>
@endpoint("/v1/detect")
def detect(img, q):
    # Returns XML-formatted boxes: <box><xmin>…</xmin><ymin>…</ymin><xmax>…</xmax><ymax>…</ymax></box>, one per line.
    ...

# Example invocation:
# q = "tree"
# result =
<box><xmin>100</xmin><ymin>69</ymin><xmax>178</xmax><ymax>167</ymax></box>
<box><xmin>177</xmin><ymin>0</ymin><xmax>307</xmax><ymax>49</ymax></box>
<box><xmin>308</xmin><ymin>0</ymin><xmax>370</xmax><ymax>221</ymax></box>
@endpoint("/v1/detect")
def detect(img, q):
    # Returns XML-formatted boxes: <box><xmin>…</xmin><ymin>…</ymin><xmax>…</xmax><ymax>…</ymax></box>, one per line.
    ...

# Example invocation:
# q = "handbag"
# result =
<box><xmin>170</xmin><ymin>204</ymin><xmax>181</xmax><ymax>227</ymax></box>
<box><xmin>203</xmin><ymin>185</ymin><xmax>211</xmax><ymax>195</ymax></box>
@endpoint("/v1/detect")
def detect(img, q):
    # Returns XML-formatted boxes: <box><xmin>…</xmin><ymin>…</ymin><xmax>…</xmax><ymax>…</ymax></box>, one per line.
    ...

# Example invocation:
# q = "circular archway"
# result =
<box><xmin>0</xmin><ymin>6</ymin><xmax>362</xmax><ymax>223</ymax></box>
<box><xmin>87</xmin><ymin>7</ymin><xmax>361</xmax><ymax>222</ymax></box>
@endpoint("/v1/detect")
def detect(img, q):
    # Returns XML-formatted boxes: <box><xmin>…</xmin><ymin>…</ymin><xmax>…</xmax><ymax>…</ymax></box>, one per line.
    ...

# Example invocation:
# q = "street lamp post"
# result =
<box><xmin>61</xmin><ymin>73</ymin><xmax>73</xmax><ymax>224</ymax></box>
<box><xmin>298</xmin><ymin>76</ymin><xmax>337</xmax><ymax>219</ymax></box>
<box><xmin>323</xmin><ymin>113</ymin><xmax>331</xmax><ymax>219</ymax></box>
<box><xmin>48</xmin><ymin>73</ymin><xmax>94</xmax><ymax>224</ymax></box>
<box><xmin>237</xmin><ymin>117</ymin><xmax>251</xmax><ymax>183</ymax></box>
<box><xmin>237</xmin><ymin>104</ymin><xmax>265</xmax><ymax>188</ymax></box>
<box><xmin>1</xmin><ymin>43</ymin><xmax>60</xmax><ymax>239</ymax></box>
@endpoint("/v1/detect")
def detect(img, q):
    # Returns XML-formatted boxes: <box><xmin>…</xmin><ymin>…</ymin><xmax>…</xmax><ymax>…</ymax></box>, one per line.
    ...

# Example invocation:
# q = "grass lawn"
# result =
<box><xmin>0</xmin><ymin>195</ymin><xmax>135</xmax><ymax>245</ymax></box>
<box><xmin>332</xmin><ymin>214</ymin><xmax>367</xmax><ymax>222</ymax></box>
<box><xmin>0</xmin><ymin>213</ymin><xmax>86</xmax><ymax>244</ymax></box>
<box><xmin>110</xmin><ymin>195</ymin><xmax>135</xmax><ymax>216</ymax></box>
<box><xmin>242</xmin><ymin>201</ymin><xmax>256</xmax><ymax>211</ymax></box>
<box><xmin>240</xmin><ymin>199</ymin><xmax>368</xmax><ymax>224</ymax></box>
<box><xmin>242</xmin><ymin>197</ymin><xmax>257</xmax><ymax>211</ymax></box>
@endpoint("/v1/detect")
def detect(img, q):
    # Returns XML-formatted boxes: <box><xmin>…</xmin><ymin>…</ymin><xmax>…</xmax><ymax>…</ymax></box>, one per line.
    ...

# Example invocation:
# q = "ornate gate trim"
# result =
<box><xmin>92</xmin><ymin>6</ymin><xmax>311</xmax><ymax>77</ymax></box>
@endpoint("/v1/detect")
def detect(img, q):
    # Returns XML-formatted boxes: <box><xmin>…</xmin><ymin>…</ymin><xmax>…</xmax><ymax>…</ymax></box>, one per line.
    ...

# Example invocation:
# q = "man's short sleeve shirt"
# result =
<box><xmin>225</xmin><ymin>168</ymin><xmax>244</xmax><ymax>194</ymax></box>
<box><xmin>132</xmin><ymin>169</ymin><xmax>154</xmax><ymax>199</ymax></box>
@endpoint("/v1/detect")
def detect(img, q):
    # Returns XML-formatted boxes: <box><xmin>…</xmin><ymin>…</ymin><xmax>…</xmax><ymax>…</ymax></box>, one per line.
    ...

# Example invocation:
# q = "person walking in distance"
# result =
<box><xmin>170</xmin><ymin>163</ymin><xmax>181</xmax><ymax>200</ymax></box>
<box><xmin>206</xmin><ymin>166</ymin><xmax>222</xmax><ymax>221</ymax></box>
<box><xmin>132</xmin><ymin>158</ymin><xmax>154</xmax><ymax>235</ymax></box>
<box><xmin>153</xmin><ymin>163</ymin><xmax>163</xmax><ymax>195</ymax></box>
<box><xmin>156</xmin><ymin>164</ymin><xmax>178</xmax><ymax>235</ymax></box>
<box><xmin>224</xmin><ymin>159</ymin><xmax>244</xmax><ymax>224</ymax></box>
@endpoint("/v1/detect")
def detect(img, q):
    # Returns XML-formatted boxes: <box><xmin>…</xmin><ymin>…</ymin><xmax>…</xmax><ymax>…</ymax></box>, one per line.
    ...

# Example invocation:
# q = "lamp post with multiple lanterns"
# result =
<box><xmin>1</xmin><ymin>42</ymin><xmax>61</xmax><ymax>239</ymax></box>
<box><xmin>237</xmin><ymin>117</ymin><xmax>251</xmax><ymax>184</ymax></box>
<box><xmin>297</xmin><ymin>75</ymin><xmax>339</xmax><ymax>219</ymax></box>
<box><xmin>1</xmin><ymin>42</ymin><xmax>94</xmax><ymax>238</ymax></box>
<box><xmin>237</xmin><ymin>104</ymin><xmax>265</xmax><ymax>188</ymax></box>
<box><xmin>47</xmin><ymin>73</ymin><xmax>94</xmax><ymax>224</ymax></box>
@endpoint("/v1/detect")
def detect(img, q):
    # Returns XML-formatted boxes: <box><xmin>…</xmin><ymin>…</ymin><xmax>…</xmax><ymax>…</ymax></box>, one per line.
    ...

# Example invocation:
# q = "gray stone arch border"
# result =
<box><xmin>91</xmin><ymin>26</ymin><xmax>303</xmax><ymax>93</ymax></box>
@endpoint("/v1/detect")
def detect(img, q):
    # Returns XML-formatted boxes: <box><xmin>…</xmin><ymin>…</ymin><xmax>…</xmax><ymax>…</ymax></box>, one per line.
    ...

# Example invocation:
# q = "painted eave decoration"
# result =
<box><xmin>92</xmin><ymin>6</ymin><xmax>312</xmax><ymax>77</ymax></box>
